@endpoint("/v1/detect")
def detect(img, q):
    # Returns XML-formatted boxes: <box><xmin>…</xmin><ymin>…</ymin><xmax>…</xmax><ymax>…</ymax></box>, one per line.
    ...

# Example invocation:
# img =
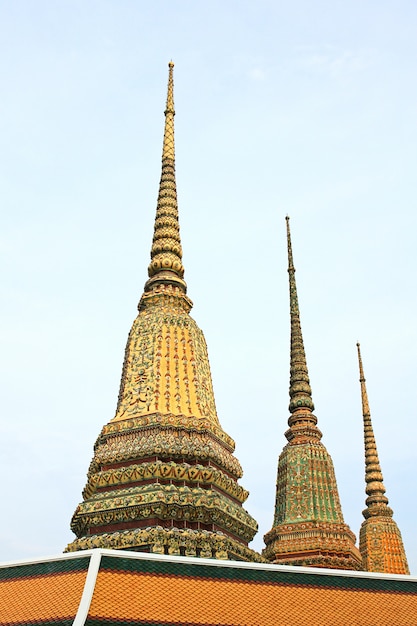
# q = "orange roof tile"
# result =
<box><xmin>0</xmin><ymin>555</ymin><xmax>89</xmax><ymax>625</ymax></box>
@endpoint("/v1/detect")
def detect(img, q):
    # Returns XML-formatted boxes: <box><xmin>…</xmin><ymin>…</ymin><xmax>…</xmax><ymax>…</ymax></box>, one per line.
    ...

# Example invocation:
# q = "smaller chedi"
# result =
<box><xmin>356</xmin><ymin>342</ymin><xmax>409</xmax><ymax>574</ymax></box>
<box><xmin>263</xmin><ymin>217</ymin><xmax>362</xmax><ymax>570</ymax></box>
<box><xmin>66</xmin><ymin>62</ymin><xmax>259</xmax><ymax>561</ymax></box>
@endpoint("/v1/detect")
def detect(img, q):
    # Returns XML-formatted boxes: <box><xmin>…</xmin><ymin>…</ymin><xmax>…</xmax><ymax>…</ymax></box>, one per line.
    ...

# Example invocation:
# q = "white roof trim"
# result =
<box><xmin>0</xmin><ymin>550</ymin><xmax>92</xmax><ymax>569</ymax></box>
<box><xmin>0</xmin><ymin>548</ymin><xmax>415</xmax><ymax>583</ymax></box>
<box><xmin>91</xmin><ymin>548</ymin><xmax>417</xmax><ymax>582</ymax></box>
<box><xmin>73</xmin><ymin>549</ymin><xmax>102</xmax><ymax>626</ymax></box>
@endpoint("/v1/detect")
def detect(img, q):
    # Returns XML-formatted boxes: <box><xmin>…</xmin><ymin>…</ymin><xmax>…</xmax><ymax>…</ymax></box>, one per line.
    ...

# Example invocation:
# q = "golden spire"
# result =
<box><xmin>144</xmin><ymin>61</ymin><xmax>186</xmax><ymax>295</ymax></box>
<box><xmin>65</xmin><ymin>63</ymin><xmax>260</xmax><ymax>562</ymax></box>
<box><xmin>356</xmin><ymin>342</ymin><xmax>391</xmax><ymax>517</ymax></box>
<box><xmin>356</xmin><ymin>343</ymin><xmax>409</xmax><ymax>574</ymax></box>
<box><xmin>285</xmin><ymin>216</ymin><xmax>318</xmax><ymax>437</ymax></box>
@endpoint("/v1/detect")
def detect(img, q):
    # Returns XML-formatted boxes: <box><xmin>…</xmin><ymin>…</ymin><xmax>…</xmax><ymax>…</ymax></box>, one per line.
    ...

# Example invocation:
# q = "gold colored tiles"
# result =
<box><xmin>113</xmin><ymin>309</ymin><xmax>219</xmax><ymax>424</ymax></box>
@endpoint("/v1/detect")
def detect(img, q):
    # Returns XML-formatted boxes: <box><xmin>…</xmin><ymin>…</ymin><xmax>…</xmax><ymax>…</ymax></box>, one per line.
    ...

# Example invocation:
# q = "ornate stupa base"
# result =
<box><xmin>65</xmin><ymin>527</ymin><xmax>264</xmax><ymax>562</ymax></box>
<box><xmin>263</xmin><ymin>521</ymin><xmax>362</xmax><ymax>570</ymax></box>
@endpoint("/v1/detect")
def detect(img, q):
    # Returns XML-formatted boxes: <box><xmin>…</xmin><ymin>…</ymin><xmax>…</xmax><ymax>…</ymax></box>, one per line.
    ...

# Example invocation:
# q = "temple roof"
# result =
<box><xmin>1</xmin><ymin>549</ymin><xmax>417</xmax><ymax>625</ymax></box>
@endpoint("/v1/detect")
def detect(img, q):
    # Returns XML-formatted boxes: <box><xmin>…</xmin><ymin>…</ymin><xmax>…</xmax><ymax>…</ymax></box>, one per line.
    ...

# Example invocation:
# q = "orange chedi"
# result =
<box><xmin>356</xmin><ymin>342</ymin><xmax>409</xmax><ymax>574</ymax></box>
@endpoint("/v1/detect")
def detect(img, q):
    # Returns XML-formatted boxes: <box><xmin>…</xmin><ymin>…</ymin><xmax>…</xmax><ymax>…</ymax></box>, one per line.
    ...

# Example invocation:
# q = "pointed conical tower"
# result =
<box><xmin>356</xmin><ymin>343</ymin><xmax>409</xmax><ymax>574</ymax></box>
<box><xmin>66</xmin><ymin>63</ymin><xmax>260</xmax><ymax>561</ymax></box>
<box><xmin>263</xmin><ymin>217</ymin><xmax>362</xmax><ymax>570</ymax></box>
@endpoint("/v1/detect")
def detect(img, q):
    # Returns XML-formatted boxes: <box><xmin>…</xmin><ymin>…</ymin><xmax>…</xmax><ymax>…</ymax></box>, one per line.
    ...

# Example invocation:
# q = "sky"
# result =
<box><xmin>1</xmin><ymin>0</ymin><xmax>417</xmax><ymax>573</ymax></box>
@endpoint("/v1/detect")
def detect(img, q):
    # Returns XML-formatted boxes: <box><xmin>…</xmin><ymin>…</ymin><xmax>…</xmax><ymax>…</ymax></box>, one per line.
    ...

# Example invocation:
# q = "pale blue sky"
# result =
<box><xmin>1</xmin><ymin>1</ymin><xmax>416</xmax><ymax>572</ymax></box>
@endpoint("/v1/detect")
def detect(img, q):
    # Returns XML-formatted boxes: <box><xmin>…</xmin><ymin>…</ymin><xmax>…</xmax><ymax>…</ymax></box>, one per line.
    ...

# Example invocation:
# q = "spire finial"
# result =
<box><xmin>143</xmin><ymin>61</ymin><xmax>187</xmax><ymax>297</ymax></box>
<box><xmin>163</xmin><ymin>60</ymin><xmax>175</xmax><ymax>160</ymax></box>
<box><xmin>285</xmin><ymin>215</ymin><xmax>294</xmax><ymax>272</ymax></box>
<box><xmin>356</xmin><ymin>342</ymin><xmax>391</xmax><ymax>518</ymax></box>
<box><xmin>286</xmin><ymin>217</ymin><xmax>318</xmax><ymax>437</ymax></box>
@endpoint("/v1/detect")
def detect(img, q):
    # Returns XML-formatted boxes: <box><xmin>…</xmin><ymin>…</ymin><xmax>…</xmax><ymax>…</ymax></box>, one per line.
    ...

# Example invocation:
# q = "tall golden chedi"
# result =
<box><xmin>66</xmin><ymin>63</ymin><xmax>259</xmax><ymax>561</ymax></box>
<box><xmin>356</xmin><ymin>343</ymin><xmax>409</xmax><ymax>574</ymax></box>
<box><xmin>263</xmin><ymin>217</ymin><xmax>362</xmax><ymax>570</ymax></box>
